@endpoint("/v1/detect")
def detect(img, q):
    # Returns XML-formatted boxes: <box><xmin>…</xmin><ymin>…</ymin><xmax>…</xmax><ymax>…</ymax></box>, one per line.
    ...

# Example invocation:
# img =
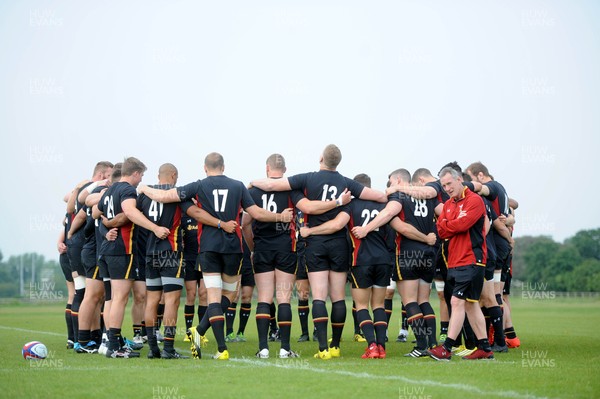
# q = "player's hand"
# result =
<box><xmin>57</xmin><ymin>242</ymin><xmax>67</xmax><ymax>254</ymax></box>
<box><xmin>425</xmin><ymin>232</ymin><xmax>437</xmax><ymax>246</ymax></box>
<box><xmin>337</xmin><ymin>189</ymin><xmax>352</xmax><ymax>206</ymax></box>
<box><xmin>280</xmin><ymin>208</ymin><xmax>293</xmax><ymax>223</ymax></box>
<box><xmin>299</xmin><ymin>226</ymin><xmax>311</xmax><ymax>238</ymax></box>
<box><xmin>220</xmin><ymin>220</ymin><xmax>238</xmax><ymax>233</ymax></box>
<box><xmin>106</xmin><ymin>228</ymin><xmax>118</xmax><ymax>241</ymax></box>
<box><xmin>136</xmin><ymin>184</ymin><xmax>147</xmax><ymax>195</ymax></box>
<box><xmin>153</xmin><ymin>226</ymin><xmax>170</xmax><ymax>240</ymax></box>
<box><xmin>351</xmin><ymin>226</ymin><xmax>368</xmax><ymax>239</ymax></box>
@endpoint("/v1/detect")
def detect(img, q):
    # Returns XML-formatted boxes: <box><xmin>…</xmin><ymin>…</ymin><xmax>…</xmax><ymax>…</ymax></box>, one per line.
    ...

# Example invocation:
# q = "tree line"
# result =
<box><xmin>0</xmin><ymin>228</ymin><xmax>599</xmax><ymax>298</ymax></box>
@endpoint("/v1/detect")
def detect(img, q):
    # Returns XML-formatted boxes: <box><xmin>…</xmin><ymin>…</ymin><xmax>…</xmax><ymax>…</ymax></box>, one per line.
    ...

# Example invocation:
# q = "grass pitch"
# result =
<box><xmin>0</xmin><ymin>295</ymin><xmax>598</xmax><ymax>399</ymax></box>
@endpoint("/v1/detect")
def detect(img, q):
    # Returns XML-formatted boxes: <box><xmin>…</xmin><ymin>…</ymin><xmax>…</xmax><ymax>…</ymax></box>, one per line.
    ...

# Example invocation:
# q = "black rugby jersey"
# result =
<box><xmin>97</xmin><ymin>181</ymin><xmax>138</xmax><ymax>255</ymax></box>
<box><xmin>177</xmin><ymin>176</ymin><xmax>255</xmax><ymax>253</ymax></box>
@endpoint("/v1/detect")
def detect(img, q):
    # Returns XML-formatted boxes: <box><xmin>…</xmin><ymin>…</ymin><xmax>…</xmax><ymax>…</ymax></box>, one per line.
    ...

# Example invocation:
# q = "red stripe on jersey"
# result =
<box><xmin>168</xmin><ymin>206</ymin><xmax>182</xmax><ymax>251</ymax></box>
<box><xmin>195</xmin><ymin>196</ymin><xmax>204</xmax><ymax>249</ymax></box>
<box><xmin>289</xmin><ymin>197</ymin><xmax>296</xmax><ymax>252</ymax></box>
<box><xmin>348</xmin><ymin>214</ymin><xmax>360</xmax><ymax>266</ymax></box>
<box><xmin>120</xmin><ymin>223</ymin><xmax>133</xmax><ymax>254</ymax></box>
<box><xmin>236</xmin><ymin>205</ymin><xmax>243</xmax><ymax>252</ymax></box>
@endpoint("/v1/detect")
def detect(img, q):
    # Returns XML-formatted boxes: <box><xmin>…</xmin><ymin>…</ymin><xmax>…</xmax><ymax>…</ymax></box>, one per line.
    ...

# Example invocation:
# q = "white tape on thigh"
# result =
<box><xmin>74</xmin><ymin>275</ymin><xmax>87</xmax><ymax>290</ymax></box>
<box><xmin>493</xmin><ymin>271</ymin><xmax>502</xmax><ymax>283</ymax></box>
<box><xmin>387</xmin><ymin>280</ymin><xmax>396</xmax><ymax>290</ymax></box>
<box><xmin>434</xmin><ymin>280</ymin><xmax>445</xmax><ymax>291</ymax></box>
<box><xmin>222</xmin><ymin>281</ymin><xmax>238</xmax><ymax>292</ymax></box>
<box><xmin>203</xmin><ymin>275</ymin><xmax>222</xmax><ymax>289</ymax></box>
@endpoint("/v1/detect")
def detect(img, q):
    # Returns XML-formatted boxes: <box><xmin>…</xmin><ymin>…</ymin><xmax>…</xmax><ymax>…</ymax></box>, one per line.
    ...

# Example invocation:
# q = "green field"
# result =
<box><xmin>1</xmin><ymin>296</ymin><xmax>599</xmax><ymax>399</ymax></box>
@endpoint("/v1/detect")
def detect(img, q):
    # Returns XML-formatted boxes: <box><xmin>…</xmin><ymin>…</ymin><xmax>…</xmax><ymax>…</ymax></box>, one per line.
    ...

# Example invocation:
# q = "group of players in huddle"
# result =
<box><xmin>58</xmin><ymin>144</ymin><xmax>520</xmax><ymax>361</ymax></box>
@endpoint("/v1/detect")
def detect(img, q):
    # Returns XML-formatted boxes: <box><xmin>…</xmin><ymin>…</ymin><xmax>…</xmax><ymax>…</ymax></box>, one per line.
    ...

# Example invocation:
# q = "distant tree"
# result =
<box><xmin>566</xmin><ymin>229</ymin><xmax>600</xmax><ymax>261</ymax></box>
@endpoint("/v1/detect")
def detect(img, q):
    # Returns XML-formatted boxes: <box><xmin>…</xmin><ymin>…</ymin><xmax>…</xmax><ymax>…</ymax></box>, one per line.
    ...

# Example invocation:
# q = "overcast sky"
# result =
<box><xmin>1</xmin><ymin>1</ymin><xmax>598</xmax><ymax>262</ymax></box>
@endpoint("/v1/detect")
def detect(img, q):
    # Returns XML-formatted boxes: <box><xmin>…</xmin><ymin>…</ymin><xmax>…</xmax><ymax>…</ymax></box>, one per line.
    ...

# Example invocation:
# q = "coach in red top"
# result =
<box><xmin>427</xmin><ymin>167</ymin><xmax>494</xmax><ymax>361</ymax></box>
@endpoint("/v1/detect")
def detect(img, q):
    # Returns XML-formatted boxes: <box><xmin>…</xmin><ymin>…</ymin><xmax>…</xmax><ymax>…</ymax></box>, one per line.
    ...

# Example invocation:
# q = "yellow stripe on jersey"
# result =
<box><xmin>176</xmin><ymin>253</ymin><xmax>183</xmax><ymax>278</ymax></box>
<box><xmin>125</xmin><ymin>254</ymin><xmax>134</xmax><ymax>280</ymax></box>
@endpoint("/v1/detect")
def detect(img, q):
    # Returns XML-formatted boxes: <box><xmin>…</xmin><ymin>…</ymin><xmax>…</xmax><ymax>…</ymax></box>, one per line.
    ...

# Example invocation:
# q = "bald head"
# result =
<box><xmin>158</xmin><ymin>163</ymin><xmax>178</xmax><ymax>185</ymax></box>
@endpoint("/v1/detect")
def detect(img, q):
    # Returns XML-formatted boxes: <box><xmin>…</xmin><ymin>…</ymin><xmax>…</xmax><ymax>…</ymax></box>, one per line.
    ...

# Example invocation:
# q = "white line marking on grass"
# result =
<box><xmin>230</xmin><ymin>357</ymin><xmax>553</xmax><ymax>399</ymax></box>
<box><xmin>0</xmin><ymin>325</ymin><xmax>63</xmax><ymax>337</ymax></box>
<box><xmin>0</xmin><ymin>325</ymin><xmax>550</xmax><ymax>399</ymax></box>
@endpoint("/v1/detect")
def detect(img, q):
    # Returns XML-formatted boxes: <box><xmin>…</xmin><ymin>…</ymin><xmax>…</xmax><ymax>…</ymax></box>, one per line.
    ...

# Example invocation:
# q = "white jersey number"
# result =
<box><xmin>261</xmin><ymin>193</ymin><xmax>277</xmax><ymax>212</ymax></box>
<box><xmin>212</xmin><ymin>189</ymin><xmax>229</xmax><ymax>212</ymax></box>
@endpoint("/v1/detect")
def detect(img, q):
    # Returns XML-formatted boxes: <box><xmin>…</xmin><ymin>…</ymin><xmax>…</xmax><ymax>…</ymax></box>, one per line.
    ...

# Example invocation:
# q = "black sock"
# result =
<box><xmin>463</xmin><ymin>318</ymin><xmax>477</xmax><ymax>349</ymax></box>
<box><xmin>405</xmin><ymin>302</ymin><xmax>426</xmax><ymax>350</ymax></box>
<box><xmin>256</xmin><ymin>302</ymin><xmax>271</xmax><ymax>351</ymax></box>
<box><xmin>401</xmin><ymin>304</ymin><xmax>408</xmax><ymax>330</ymax></box>
<box><xmin>373</xmin><ymin>307</ymin><xmax>387</xmax><ymax>348</ymax></box>
<box><xmin>91</xmin><ymin>329</ymin><xmax>102</xmax><ymax>344</ymax></box>
<box><xmin>352</xmin><ymin>301</ymin><xmax>360</xmax><ymax>335</ymax></box>
<box><xmin>420</xmin><ymin>302</ymin><xmax>437</xmax><ymax>348</ymax></box>
<box><xmin>157</xmin><ymin>303</ymin><xmax>165</xmax><ymax>329</ymax></box>
<box><xmin>384</xmin><ymin>299</ymin><xmax>393</xmax><ymax>325</ymax></box>
<box><xmin>133</xmin><ymin>324</ymin><xmax>142</xmax><ymax>337</ymax></box>
<box><xmin>72</xmin><ymin>288</ymin><xmax>85</xmax><ymax>342</ymax></box>
<box><xmin>504</xmin><ymin>326</ymin><xmax>517</xmax><ymax>339</ymax></box>
<box><xmin>163</xmin><ymin>326</ymin><xmax>176</xmax><ymax>352</ymax></box>
<box><xmin>477</xmin><ymin>338</ymin><xmax>492</xmax><ymax>352</ymax></box>
<box><xmin>330</xmin><ymin>300</ymin><xmax>346</xmax><ymax>348</ymax></box>
<box><xmin>148</xmin><ymin>325</ymin><xmax>159</xmax><ymax>353</ymax></box>
<box><xmin>78</xmin><ymin>329</ymin><xmax>91</xmax><ymax>346</ymax></box>
<box><xmin>108</xmin><ymin>328</ymin><xmax>121</xmax><ymax>351</ymax></box>
<box><xmin>225</xmin><ymin>302</ymin><xmax>237</xmax><ymax>335</ymax></box>
<box><xmin>65</xmin><ymin>304</ymin><xmax>74</xmax><ymax>342</ymax></box>
<box><xmin>298</xmin><ymin>300</ymin><xmax>309</xmax><ymax>335</ymax></box>
<box><xmin>197</xmin><ymin>305</ymin><xmax>208</xmax><ymax>325</ymax></box>
<box><xmin>488</xmin><ymin>306</ymin><xmax>506</xmax><ymax>346</ymax></box>
<box><xmin>312</xmin><ymin>300</ymin><xmax>328</xmax><ymax>351</ymax></box>
<box><xmin>100</xmin><ymin>308</ymin><xmax>106</xmax><ymax>335</ymax></box>
<box><xmin>269</xmin><ymin>302</ymin><xmax>278</xmax><ymax>331</ymax></box>
<box><xmin>238</xmin><ymin>303</ymin><xmax>251</xmax><ymax>335</ymax></box>
<box><xmin>184</xmin><ymin>305</ymin><xmax>195</xmax><ymax>331</ymax></box>
<box><xmin>443</xmin><ymin>337</ymin><xmax>456</xmax><ymax>351</ymax></box>
<box><xmin>440</xmin><ymin>321</ymin><xmax>449</xmax><ymax>335</ymax></box>
<box><xmin>357</xmin><ymin>309</ymin><xmax>375</xmax><ymax>344</ymax></box>
<box><xmin>207</xmin><ymin>302</ymin><xmax>227</xmax><ymax>352</ymax></box>
<box><xmin>140</xmin><ymin>320</ymin><xmax>147</xmax><ymax>337</ymax></box>
<box><xmin>278</xmin><ymin>303</ymin><xmax>292</xmax><ymax>351</ymax></box>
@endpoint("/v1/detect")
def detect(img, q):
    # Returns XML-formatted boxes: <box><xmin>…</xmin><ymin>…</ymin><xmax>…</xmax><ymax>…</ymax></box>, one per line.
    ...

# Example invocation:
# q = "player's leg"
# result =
<box><xmin>434</xmin><ymin>279</ymin><xmax>449</xmax><ymax>342</ymax></box>
<box><xmin>107</xmin><ymin>278</ymin><xmax>134</xmax><ymax>356</ymax></box>
<box><xmin>399</xmin><ymin>279</ymin><xmax>427</xmax><ymax>356</ymax></box>
<box><xmin>295</xmin><ymin>278</ymin><xmax>311</xmax><ymax>341</ymax></box>
<box><xmin>145</xmin><ymin>262</ymin><xmax>163</xmax><ymax>359</ymax></box>
<box><xmin>308</xmin><ymin>270</ymin><xmax>330</xmax><ymax>356</ymax></box>
<box><xmin>275</xmin><ymin>253</ymin><xmax>298</xmax><ymax>358</ymax></box>
<box><xmin>76</xmin><ymin>277</ymin><xmax>104</xmax><ymax>353</ymax></box>
<box><xmin>60</xmin><ymin>252</ymin><xmax>75</xmax><ymax>349</ymax></box>
<box><xmin>328</xmin><ymin>270</ymin><xmax>348</xmax><ymax>355</ymax></box>
<box><xmin>384</xmin><ymin>281</ymin><xmax>396</xmax><ymax>342</ymax></box>
<box><xmin>131</xmin><ymin>280</ymin><xmax>146</xmax><ymax>346</ymax></box>
<box><xmin>237</xmin><ymin>273</ymin><xmax>255</xmax><ymax>341</ymax></box>
<box><xmin>225</xmin><ymin>287</ymin><xmax>240</xmax><ymax>341</ymax></box>
<box><xmin>417</xmin><ymin>279</ymin><xmax>436</xmax><ymax>350</ymax></box>
<box><xmin>68</xmin><ymin>246</ymin><xmax>86</xmax><ymax>345</ymax></box>
<box><xmin>160</xmin><ymin>252</ymin><xmax>186</xmax><ymax>358</ymax></box>
<box><xmin>183</xmin><ymin>256</ymin><xmax>198</xmax><ymax>340</ymax></box>
<box><xmin>350</xmin><ymin>265</ymin><xmax>377</xmax><ymax>358</ymax></box>
<box><xmin>503</xmin><ymin>270</ymin><xmax>520</xmax><ymax>347</ymax></box>
<box><xmin>254</xmin><ymin>269</ymin><xmax>275</xmax><ymax>358</ymax></box>
<box><xmin>353</xmin><ymin>287</ymin><xmax>377</xmax><ymax>358</ymax></box>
